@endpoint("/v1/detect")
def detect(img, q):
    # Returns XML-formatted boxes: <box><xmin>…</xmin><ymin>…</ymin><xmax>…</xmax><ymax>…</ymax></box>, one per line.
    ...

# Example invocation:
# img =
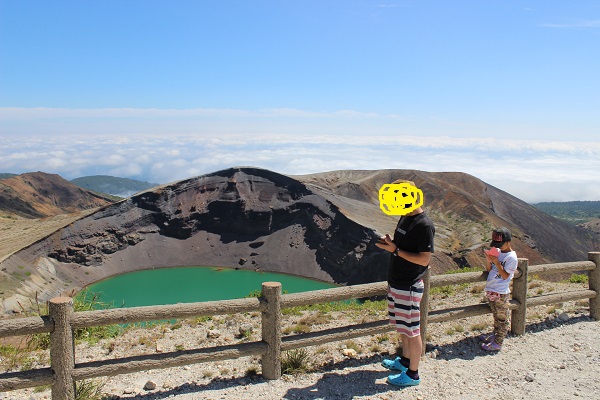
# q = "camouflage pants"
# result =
<box><xmin>488</xmin><ymin>293</ymin><xmax>510</xmax><ymax>345</ymax></box>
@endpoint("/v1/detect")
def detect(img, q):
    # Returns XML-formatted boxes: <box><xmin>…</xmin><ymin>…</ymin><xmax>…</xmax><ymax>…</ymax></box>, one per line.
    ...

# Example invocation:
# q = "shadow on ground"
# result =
<box><xmin>111</xmin><ymin>314</ymin><xmax>593</xmax><ymax>399</ymax></box>
<box><xmin>430</xmin><ymin>313</ymin><xmax>593</xmax><ymax>362</ymax></box>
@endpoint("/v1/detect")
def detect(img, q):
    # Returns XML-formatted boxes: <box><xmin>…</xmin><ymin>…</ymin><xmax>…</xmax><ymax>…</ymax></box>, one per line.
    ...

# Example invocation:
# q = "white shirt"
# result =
<box><xmin>484</xmin><ymin>250</ymin><xmax>518</xmax><ymax>294</ymax></box>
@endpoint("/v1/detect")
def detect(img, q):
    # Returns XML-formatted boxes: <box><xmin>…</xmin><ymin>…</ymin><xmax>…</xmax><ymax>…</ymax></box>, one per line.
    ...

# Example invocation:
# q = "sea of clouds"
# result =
<box><xmin>1</xmin><ymin>106</ymin><xmax>598</xmax><ymax>203</ymax></box>
<box><xmin>1</xmin><ymin>131</ymin><xmax>598</xmax><ymax>204</ymax></box>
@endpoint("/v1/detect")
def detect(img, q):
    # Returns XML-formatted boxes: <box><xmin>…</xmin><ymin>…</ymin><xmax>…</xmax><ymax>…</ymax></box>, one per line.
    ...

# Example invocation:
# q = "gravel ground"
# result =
<box><xmin>3</xmin><ymin>281</ymin><xmax>598</xmax><ymax>400</ymax></box>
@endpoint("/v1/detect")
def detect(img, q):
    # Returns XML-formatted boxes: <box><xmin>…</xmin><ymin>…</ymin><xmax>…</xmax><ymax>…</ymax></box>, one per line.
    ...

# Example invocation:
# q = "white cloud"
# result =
<box><xmin>0</xmin><ymin>107</ymin><xmax>387</xmax><ymax>120</ymax></box>
<box><xmin>1</xmin><ymin>130</ymin><xmax>598</xmax><ymax>203</ymax></box>
<box><xmin>541</xmin><ymin>19</ymin><xmax>600</xmax><ymax>29</ymax></box>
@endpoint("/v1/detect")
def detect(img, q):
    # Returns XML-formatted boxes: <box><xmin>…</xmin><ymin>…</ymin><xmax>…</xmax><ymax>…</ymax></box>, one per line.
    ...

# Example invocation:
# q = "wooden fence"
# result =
<box><xmin>1</xmin><ymin>252</ymin><xmax>598</xmax><ymax>399</ymax></box>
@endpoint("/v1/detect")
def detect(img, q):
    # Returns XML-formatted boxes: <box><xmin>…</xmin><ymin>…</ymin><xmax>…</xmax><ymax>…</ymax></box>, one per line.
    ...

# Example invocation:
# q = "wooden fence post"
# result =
<box><xmin>261</xmin><ymin>282</ymin><xmax>282</xmax><ymax>380</ymax></box>
<box><xmin>49</xmin><ymin>297</ymin><xmax>75</xmax><ymax>400</ymax></box>
<box><xmin>589</xmin><ymin>252</ymin><xmax>600</xmax><ymax>320</ymax></box>
<box><xmin>420</xmin><ymin>268</ymin><xmax>431</xmax><ymax>355</ymax></box>
<box><xmin>511</xmin><ymin>258</ymin><xmax>528</xmax><ymax>335</ymax></box>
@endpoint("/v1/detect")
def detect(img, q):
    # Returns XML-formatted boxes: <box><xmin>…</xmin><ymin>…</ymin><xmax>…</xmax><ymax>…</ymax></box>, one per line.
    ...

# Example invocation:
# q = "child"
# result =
<box><xmin>480</xmin><ymin>227</ymin><xmax>518</xmax><ymax>351</ymax></box>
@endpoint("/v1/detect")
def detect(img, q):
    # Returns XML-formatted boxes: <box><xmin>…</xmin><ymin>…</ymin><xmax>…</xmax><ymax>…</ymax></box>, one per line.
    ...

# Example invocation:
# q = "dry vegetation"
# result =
<box><xmin>0</xmin><ymin>210</ymin><xmax>96</xmax><ymax>263</ymax></box>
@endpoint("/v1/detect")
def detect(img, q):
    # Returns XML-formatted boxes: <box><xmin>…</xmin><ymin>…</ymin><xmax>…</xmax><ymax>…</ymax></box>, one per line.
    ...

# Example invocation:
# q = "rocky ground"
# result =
<box><xmin>2</xmin><ymin>280</ymin><xmax>598</xmax><ymax>400</ymax></box>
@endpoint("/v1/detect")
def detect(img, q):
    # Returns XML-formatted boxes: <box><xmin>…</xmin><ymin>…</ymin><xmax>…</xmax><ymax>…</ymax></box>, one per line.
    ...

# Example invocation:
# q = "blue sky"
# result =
<box><xmin>1</xmin><ymin>1</ymin><xmax>599</xmax><ymax>203</ymax></box>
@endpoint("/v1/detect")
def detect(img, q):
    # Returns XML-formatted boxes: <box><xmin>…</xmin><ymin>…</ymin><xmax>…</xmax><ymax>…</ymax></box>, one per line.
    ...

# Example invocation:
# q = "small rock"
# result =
<box><xmin>558</xmin><ymin>312</ymin><xmax>570</xmax><ymax>322</ymax></box>
<box><xmin>525</xmin><ymin>373</ymin><xmax>535</xmax><ymax>382</ymax></box>
<box><xmin>239</xmin><ymin>323</ymin><xmax>254</xmax><ymax>336</ymax></box>
<box><xmin>123</xmin><ymin>388</ymin><xmax>135</xmax><ymax>394</ymax></box>
<box><xmin>143</xmin><ymin>380</ymin><xmax>157</xmax><ymax>391</ymax></box>
<box><xmin>341</xmin><ymin>348</ymin><xmax>357</xmax><ymax>358</ymax></box>
<box><xmin>207</xmin><ymin>329</ymin><xmax>221</xmax><ymax>338</ymax></box>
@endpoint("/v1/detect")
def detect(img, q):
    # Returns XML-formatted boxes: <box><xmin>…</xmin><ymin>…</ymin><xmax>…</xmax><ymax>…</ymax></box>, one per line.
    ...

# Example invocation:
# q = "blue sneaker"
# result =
<box><xmin>387</xmin><ymin>371</ymin><xmax>420</xmax><ymax>387</ymax></box>
<box><xmin>381</xmin><ymin>357</ymin><xmax>408</xmax><ymax>372</ymax></box>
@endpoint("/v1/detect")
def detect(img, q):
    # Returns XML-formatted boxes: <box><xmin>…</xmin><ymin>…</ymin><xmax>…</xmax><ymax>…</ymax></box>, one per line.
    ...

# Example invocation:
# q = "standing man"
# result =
<box><xmin>376</xmin><ymin>180</ymin><xmax>435</xmax><ymax>387</ymax></box>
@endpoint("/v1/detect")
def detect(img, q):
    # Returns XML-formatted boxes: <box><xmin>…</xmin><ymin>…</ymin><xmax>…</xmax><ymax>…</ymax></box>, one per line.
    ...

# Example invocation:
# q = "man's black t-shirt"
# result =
<box><xmin>388</xmin><ymin>212</ymin><xmax>435</xmax><ymax>288</ymax></box>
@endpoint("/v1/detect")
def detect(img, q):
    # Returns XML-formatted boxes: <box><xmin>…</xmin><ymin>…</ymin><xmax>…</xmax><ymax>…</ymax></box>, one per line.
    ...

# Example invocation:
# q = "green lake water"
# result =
<box><xmin>83</xmin><ymin>266</ymin><xmax>336</xmax><ymax>308</ymax></box>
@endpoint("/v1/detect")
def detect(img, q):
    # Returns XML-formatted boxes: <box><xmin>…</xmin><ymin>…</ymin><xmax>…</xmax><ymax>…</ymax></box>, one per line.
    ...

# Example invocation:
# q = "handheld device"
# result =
<box><xmin>484</xmin><ymin>247</ymin><xmax>500</xmax><ymax>257</ymax></box>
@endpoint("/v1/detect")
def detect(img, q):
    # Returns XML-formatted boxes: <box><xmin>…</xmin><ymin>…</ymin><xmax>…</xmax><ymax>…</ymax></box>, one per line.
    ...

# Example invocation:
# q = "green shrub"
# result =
<box><xmin>281</xmin><ymin>348</ymin><xmax>311</xmax><ymax>375</ymax></box>
<box><xmin>0</xmin><ymin>343</ymin><xmax>35</xmax><ymax>371</ymax></box>
<box><xmin>75</xmin><ymin>379</ymin><xmax>106</xmax><ymax>400</ymax></box>
<box><xmin>27</xmin><ymin>290</ymin><xmax>123</xmax><ymax>351</ymax></box>
<box><xmin>566</xmin><ymin>273</ymin><xmax>588</xmax><ymax>284</ymax></box>
<box><xmin>430</xmin><ymin>285</ymin><xmax>455</xmax><ymax>297</ymax></box>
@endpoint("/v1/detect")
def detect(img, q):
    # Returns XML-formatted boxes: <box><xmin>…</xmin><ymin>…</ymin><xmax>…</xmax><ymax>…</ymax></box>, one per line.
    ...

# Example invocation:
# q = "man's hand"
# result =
<box><xmin>375</xmin><ymin>234</ymin><xmax>396</xmax><ymax>253</ymax></box>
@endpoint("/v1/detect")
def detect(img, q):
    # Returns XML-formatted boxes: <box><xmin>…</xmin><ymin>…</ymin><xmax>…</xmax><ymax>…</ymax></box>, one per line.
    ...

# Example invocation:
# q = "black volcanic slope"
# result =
<box><xmin>19</xmin><ymin>167</ymin><xmax>389</xmax><ymax>289</ymax></box>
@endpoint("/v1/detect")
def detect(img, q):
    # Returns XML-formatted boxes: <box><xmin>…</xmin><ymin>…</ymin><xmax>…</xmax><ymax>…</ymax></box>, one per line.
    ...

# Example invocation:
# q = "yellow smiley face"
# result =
<box><xmin>379</xmin><ymin>182</ymin><xmax>424</xmax><ymax>216</ymax></box>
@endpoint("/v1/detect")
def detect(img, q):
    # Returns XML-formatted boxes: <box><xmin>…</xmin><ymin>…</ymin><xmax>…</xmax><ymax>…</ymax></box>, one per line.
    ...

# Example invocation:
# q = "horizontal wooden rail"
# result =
<box><xmin>0</xmin><ymin>315</ymin><xmax>52</xmax><ymax>338</ymax></box>
<box><xmin>526</xmin><ymin>289</ymin><xmax>596</xmax><ymax>307</ymax></box>
<box><xmin>72</xmin><ymin>341</ymin><xmax>268</xmax><ymax>380</ymax></box>
<box><xmin>71</xmin><ymin>297</ymin><xmax>262</xmax><ymax>329</ymax></box>
<box><xmin>282</xmin><ymin>320</ymin><xmax>393</xmax><ymax>351</ymax></box>
<box><xmin>0</xmin><ymin>368</ymin><xmax>53</xmax><ymax>392</ymax></box>
<box><xmin>528</xmin><ymin>261</ymin><xmax>595</xmax><ymax>275</ymax></box>
<box><xmin>281</xmin><ymin>282</ymin><xmax>387</xmax><ymax>308</ymax></box>
<box><xmin>428</xmin><ymin>300</ymin><xmax>519</xmax><ymax>323</ymax></box>
<box><xmin>430</xmin><ymin>271</ymin><xmax>488</xmax><ymax>287</ymax></box>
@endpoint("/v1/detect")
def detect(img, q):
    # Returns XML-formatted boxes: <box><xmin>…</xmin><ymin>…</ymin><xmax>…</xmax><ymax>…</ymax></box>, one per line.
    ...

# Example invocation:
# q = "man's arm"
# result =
<box><xmin>375</xmin><ymin>232</ymin><xmax>433</xmax><ymax>267</ymax></box>
<box><xmin>396</xmin><ymin>249</ymin><xmax>432</xmax><ymax>267</ymax></box>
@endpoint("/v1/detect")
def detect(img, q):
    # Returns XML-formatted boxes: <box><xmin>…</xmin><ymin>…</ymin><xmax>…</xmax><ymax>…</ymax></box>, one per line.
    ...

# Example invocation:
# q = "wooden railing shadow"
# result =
<box><xmin>0</xmin><ymin>252</ymin><xmax>598</xmax><ymax>399</ymax></box>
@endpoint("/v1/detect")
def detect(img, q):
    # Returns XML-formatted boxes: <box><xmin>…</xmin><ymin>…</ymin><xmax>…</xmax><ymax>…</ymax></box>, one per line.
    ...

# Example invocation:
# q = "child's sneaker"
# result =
<box><xmin>481</xmin><ymin>341</ymin><xmax>502</xmax><ymax>351</ymax></box>
<box><xmin>478</xmin><ymin>333</ymin><xmax>495</xmax><ymax>343</ymax></box>
<box><xmin>381</xmin><ymin>357</ymin><xmax>408</xmax><ymax>372</ymax></box>
<box><xmin>387</xmin><ymin>371</ymin><xmax>420</xmax><ymax>387</ymax></box>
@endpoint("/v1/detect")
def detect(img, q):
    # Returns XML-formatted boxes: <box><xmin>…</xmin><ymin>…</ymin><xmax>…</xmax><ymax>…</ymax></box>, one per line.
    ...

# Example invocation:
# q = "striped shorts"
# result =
<box><xmin>387</xmin><ymin>281</ymin><xmax>425</xmax><ymax>337</ymax></box>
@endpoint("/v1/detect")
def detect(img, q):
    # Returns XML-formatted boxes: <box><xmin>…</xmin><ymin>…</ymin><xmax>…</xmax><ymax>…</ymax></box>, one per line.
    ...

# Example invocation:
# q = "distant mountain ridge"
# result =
<box><xmin>70</xmin><ymin>175</ymin><xmax>159</xmax><ymax>197</ymax></box>
<box><xmin>0</xmin><ymin>172</ymin><xmax>114</xmax><ymax>218</ymax></box>
<box><xmin>532</xmin><ymin>201</ymin><xmax>600</xmax><ymax>224</ymax></box>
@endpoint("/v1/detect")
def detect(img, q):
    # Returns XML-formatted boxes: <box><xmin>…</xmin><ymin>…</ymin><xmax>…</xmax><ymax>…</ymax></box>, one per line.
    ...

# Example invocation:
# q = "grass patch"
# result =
<box><xmin>298</xmin><ymin>312</ymin><xmax>330</xmax><ymax>326</ymax></box>
<box><xmin>281</xmin><ymin>348</ymin><xmax>311</xmax><ymax>375</ymax></box>
<box><xmin>75</xmin><ymin>379</ymin><xmax>106</xmax><ymax>400</ymax></box>
<box><xmin>343</xmin><ymin>340</ymin><xmax>362</xmax><ymax>354</ymax></box>
<box><xmin>445</xmin><ymin>324</ymin><xmax>465</xmax><ymax>335</ymax></box>
<box><xmin>0</xmin><ymin>343</ymin><xmax>37</xmax><ymax>371</ymax></box>
<box><xmin>431</xmin><ymin>285</ymin><xmax>455</xmax><ymax>297</ymax></box>
<box><xmin>469</xmin><ymin>322</ymin><xmax>488</xmax><ymax>332</ymax></box>
<box><xmin>26</xmin><ymin>290</ymin><xmax>123</xmax><ymax>352</ymax></box>
<box><xmin>565</xmin><ymin>273</ymin><xmax>589</xmax><ymax>284</ymax></box>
